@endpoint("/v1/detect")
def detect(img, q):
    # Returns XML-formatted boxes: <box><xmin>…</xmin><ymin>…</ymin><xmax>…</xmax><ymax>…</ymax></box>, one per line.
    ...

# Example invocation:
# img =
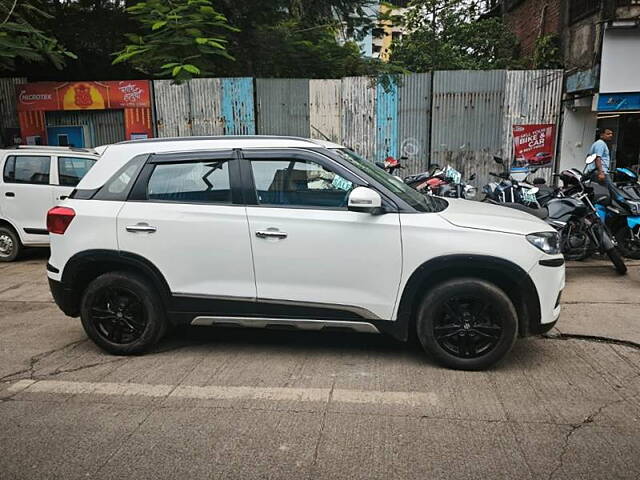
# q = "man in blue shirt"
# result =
<box><xmin>587</xmin><ymin>128</ymin><xmax>614</xmax><ymax>185</ymax></box>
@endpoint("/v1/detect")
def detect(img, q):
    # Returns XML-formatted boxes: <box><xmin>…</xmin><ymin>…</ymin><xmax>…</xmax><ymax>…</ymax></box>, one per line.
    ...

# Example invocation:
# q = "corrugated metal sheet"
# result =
<box><xmin>341</xmin><ymin>76</ymin><xmax>376</xmax><ymax>161</ymax></box>
<box><xmin>502</xmin><ymin>70</ymin><xmax>564</xmax><ymax>183</ymax></box>
<box><xmin>45</xmin><ymin>110</ymin><xmax>125</xmax><ymax>147</ymax></box>
<box><xmin>398</xmin><ymin>73</ymin><xmax>431</xmax><ymax>174</ymax></box>
<box><xmin>153</xmin><ymin>79</ymin><xmax>224</xmax><ymax>137</ymax></box>
<box><xmin>431</xmin><ymin>70</ymin><xmax>507</xmax><ymax>186</ymax></box>
<box><xmin>256</xmin><ymin>79</ymin><xmax>310</xmax><ymax>137</ymax></box>
<box><xmin>188</xmin><ymin>78</ymin><xmax>223</xmax><ymax>136</ymax></box>
<box><xmin>0</xmin><ymin>77</ymin><xmax>26</xmax><ymax>143</ymax></box>
<box><xmin>309</xmin><ymin>79</ymin><xmax>341</xmax><ymax>142</ymax></box>
<box><xmin>221</xmin><ymin>77</ymin><xmax>255</xmax><ymax>135</ymax></box>
<box><xmin>153</xmin><ymin>80</ymin><xmax>191</xmax><ymax>137</ymax></box>
<box><xmin>375</xmin><ymin>78</ymin><xmax>399</xmax><ymax>163</ymax></box>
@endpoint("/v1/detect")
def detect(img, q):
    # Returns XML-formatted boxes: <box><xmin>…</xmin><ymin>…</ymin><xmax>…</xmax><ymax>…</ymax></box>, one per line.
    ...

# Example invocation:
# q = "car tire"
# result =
<box><xmin>0</xmin><ymin>226</ymin><xmax>21</xmax><ymax>262</ymax></box>
<box><xmin>416</xmin><ymin>278</ymin><xmax>518</xmax><ymax>371</ymax></box>
<box><xmin>80</xmin><ymin>271</ymin><xmax>167</xmax><ymax>355</ymax></box>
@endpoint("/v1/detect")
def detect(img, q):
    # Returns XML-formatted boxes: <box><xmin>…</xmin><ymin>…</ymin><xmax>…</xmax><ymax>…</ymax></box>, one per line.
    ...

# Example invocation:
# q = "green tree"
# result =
<box><xmin>0</xmin><ymin>0</ymin><xmax>76</xmax><ymax>72</ymax></box>
<box><xmin>113</xmin><ymin>0</ymin><xmax>238</xmax><ymax>82</ymax></box>
<box><xmin>390</xmin><ymin>0</ymin><xmax>523</xmax><ymax>71</ymax></box>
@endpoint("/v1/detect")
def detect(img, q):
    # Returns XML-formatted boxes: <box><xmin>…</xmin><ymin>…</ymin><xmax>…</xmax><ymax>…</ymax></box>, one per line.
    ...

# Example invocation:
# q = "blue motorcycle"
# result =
<box><xmin>595</xmin><ymin>168</ymin><xmax>640</xmax><ymax>259</ymax></box>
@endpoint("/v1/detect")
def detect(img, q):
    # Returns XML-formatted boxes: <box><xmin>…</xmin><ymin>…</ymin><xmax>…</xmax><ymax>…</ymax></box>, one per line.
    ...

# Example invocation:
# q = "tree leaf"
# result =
<box><xmin>152</xmin><ymin>21</ymin><xmax>167</xmax><ymax>30</ymax></box>
<box><xmin>182</xmin><ymin>64</ymin><xmax>200</xmax><ymax>74</ymax></box>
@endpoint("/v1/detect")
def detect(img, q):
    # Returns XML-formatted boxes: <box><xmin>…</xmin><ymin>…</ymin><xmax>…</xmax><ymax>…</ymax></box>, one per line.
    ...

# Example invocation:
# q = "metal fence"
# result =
<box><xmin>0</xmin><ymin>77</ymin><xmax>27</xmax><ymax>145</ymax></box>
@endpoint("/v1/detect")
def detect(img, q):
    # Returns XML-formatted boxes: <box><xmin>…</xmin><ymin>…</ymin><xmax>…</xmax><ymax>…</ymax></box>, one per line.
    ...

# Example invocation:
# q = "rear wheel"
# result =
<box><xmin>80</xmin><ymin>272</ymin><xmax>167</xmax><ymax>355</ymax></box>
<box><xmin>416</xmin><ymin>278</ymin><xmax>518</xmax><ymax>371</ymax></box>
<box><xmin>606</xmin><ymin>247</ymin><xmax>628</xmax><ymax>275</ymax></box>
<box><xmin>614</xmin><ymin>224</ymin><xmax>640</xmax><ymax>260</ymax></box>
<box><xmin>0</xmin><ymin>226</ymin><xmax>21</xmax><ymax>262</ymax></box>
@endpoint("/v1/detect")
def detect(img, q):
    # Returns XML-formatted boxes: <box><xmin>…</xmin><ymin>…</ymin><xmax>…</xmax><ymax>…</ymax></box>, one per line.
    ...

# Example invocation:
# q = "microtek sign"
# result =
<box><xmin>16</xmin><ymin>81</ymin><xmax>151</xmax><ymax>112</ymax></box>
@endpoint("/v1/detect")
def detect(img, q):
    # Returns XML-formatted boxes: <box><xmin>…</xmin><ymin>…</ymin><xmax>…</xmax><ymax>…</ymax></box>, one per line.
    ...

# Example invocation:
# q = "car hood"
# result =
<box><xmin>437</xmin><ymin>198</ymin><xmax>553</xmax><ymax>235</ymax></box>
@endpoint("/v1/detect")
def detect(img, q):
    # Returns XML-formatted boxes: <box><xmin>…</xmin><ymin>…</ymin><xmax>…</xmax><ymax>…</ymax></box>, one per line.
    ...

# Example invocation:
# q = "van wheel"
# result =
<box><xmin>0</xmin><ymin>226</ymin><xmax>21</xmax><ymax>262</ymax></box>
<box><xmin>416</xmin><ymin>278</ymin><xmax>518</xmax><ymax>371</ymax></box>
<box><xmin>80</xmin><ymin>272</ymin><xmax>167</xmax><ymax>355</ymax></box>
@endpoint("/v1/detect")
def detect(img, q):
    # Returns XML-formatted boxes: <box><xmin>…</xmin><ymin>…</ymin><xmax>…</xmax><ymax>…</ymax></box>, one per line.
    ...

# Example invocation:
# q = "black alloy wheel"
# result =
<box><xmin>80</xmin><ymin>272</ymin><xmax>167</xmax><ymax>355</ymax></box>
<box><xmin>416</xmin><ymin>278</ymin><xmax>518</xmax><ymax>370</ymax></box>
<box><xmin>90</xmin><ymin>286</ymin><xmax>147</xmax><ymax>344</ymax></box>
<box><xmin>434</xmin><ymin>297</ymin><xmax>503</xmax><ymax>359</ymax></box>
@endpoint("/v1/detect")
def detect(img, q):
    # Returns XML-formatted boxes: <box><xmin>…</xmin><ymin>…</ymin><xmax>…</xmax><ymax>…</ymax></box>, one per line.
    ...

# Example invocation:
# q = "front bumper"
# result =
<box><xmin>527</xmin><ymin>255</ymin><xmax>565</xmax><ymax>332</ymax></box>
<box><xmin>48</xmin><ymin>278</ymin><xmax>80</xmax><ymax>317</ymax></box>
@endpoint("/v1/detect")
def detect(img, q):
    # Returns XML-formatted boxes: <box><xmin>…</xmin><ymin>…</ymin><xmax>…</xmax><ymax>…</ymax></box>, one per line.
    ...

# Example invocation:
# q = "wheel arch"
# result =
<box><xmin>388</xmin><ymin>255</ymin><xmax>541</xmax><ymax>342</ymax></box>
<box><xmin>60</xmin><ymin>249</ymin><xmax>172</xmax><ymax>316</ymax></box>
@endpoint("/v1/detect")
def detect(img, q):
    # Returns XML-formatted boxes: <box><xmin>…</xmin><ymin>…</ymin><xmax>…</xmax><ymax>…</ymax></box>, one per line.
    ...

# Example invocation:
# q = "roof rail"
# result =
<box><xmin>116</xmin><ymin>135</ymin><xmax>313</xmax><ymax>145</ymax></box>
<box><xmin>9</xmin><ymin>145</ymin><xmax>95</xmax><ymax>153</ymax></box>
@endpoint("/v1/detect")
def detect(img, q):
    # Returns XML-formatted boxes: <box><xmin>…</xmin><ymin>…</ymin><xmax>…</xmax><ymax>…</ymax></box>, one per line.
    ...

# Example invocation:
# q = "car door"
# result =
<box><xmin>242</xmin><ymin>149</ymin><xmax>402</xmax><ymax>321</ymax></box>
<box><xmin>117</xmin><ymin>150</ymin><xmax>257</xmax><ymax>301</ymax></box>
<box><xmin>0</xmin><ymin>154</ymin><xmax>53</xmax><ymax>238</ymax></box>
<box><xmin>51</xmin><ymin>155</ymin><xmax>97</xmax><ymax>202</ymax></box>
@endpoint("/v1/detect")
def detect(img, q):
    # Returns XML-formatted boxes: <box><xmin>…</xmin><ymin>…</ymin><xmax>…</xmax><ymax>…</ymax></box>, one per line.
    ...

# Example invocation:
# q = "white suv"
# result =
<box><xmin>0</xmin><ymin>146</ymin><xmax>97</xmax><ymax>261</ymax></box>
<box><xmin>47</xmin><ymin>136</ymin><xmax>564</xmax><ymax>370</ymax></box>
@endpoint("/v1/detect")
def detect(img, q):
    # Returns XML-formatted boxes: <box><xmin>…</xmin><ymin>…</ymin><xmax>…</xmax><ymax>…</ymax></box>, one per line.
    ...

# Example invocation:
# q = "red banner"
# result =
<box><xmin>16</xmin><ymin>81</ymin><xmax>151</xmax><ymax>112</ymax></box>
<box><xmin>512</xmin><ymin>124</ymin><xmax>556</xmax><ymax>168</ymax></box>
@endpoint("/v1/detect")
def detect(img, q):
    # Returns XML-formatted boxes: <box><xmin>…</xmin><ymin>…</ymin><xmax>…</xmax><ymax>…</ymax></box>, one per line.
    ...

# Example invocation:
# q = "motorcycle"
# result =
<box><xmin>405</xmin><ymin>164</ymin><xmax>477</xmax><ymax>199</ymax></box>
<box><xmin>504</xmin><ymin>165</ymin><xmax>627</xmax><ymax>274</ymax></box>
<box><xmin>483</xmin><ymin>156</ymin><xmax>541</xmax><ymax>208</ymax></box>
<box><xmin>588</xmin><ymin>164</ymin><xmax>640</xmax><ymax>259</ymax></box>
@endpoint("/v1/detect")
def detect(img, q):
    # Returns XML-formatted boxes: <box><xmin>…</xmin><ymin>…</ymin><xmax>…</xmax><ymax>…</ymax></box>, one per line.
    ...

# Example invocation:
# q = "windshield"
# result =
<box><xmin>331</xmin><ymin>148</ymin><xmax>447</xmax><ymax>213</ymax></box>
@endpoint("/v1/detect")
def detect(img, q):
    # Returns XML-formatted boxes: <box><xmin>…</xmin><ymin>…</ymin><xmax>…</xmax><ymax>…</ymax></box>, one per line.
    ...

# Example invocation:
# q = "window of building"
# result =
<box><xmin>569</xmin><ymin>0</ymin><xmax>601</xmax><ymax>24</ymax></box>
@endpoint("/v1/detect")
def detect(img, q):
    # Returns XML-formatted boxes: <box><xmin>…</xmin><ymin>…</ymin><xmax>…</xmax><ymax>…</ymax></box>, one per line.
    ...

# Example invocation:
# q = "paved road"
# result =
<box><xmin>1</xmin><ymin>252</ymin><xmax>639</xmax><ymax>480</ymax></box>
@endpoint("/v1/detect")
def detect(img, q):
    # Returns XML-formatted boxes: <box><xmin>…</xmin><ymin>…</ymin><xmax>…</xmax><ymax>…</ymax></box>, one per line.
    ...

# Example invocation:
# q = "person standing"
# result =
<box><xmin>587</xmin><ymin>128</ymin><xmax>614</xmax><ymax>186</ymax></box>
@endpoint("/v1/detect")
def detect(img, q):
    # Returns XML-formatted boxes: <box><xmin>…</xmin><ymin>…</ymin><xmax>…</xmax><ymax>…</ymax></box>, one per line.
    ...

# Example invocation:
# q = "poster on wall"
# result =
<box><xmin>512</xmin><ymin>124</ymin><xmax>556</xmax><ymax>168</ymax></box>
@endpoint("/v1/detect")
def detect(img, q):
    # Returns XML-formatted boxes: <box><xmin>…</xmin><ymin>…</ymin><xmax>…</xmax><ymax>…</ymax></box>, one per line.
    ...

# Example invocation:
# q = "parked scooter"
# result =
<box><xmin>586</xmin><ymin>162</ymin><xmax>640</xmax><ymax>259</ymax></box>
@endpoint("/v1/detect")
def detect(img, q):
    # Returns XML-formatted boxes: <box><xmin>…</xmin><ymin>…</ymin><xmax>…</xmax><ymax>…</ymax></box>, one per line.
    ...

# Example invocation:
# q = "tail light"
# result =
<box><xmin>47</xmin><ymin>207</ymin><xmax>75</xmax><ymax>234</ymax></box>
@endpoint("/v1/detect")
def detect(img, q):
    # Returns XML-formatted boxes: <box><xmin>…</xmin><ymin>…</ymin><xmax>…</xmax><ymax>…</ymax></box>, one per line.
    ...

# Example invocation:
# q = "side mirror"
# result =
<box><xmin>469</xmin><ymin>173</ymin><xmax>477</xmax><ymax>181</ymax></box>
<box><xmin>348</xmin><ymin>187</ymin><xmax>383</xmax><ymax>214</ymax></box>
<box><xmin>493</xmin><ymin>156</ymin><xmax>504</xmax><ymax>165</ymax></box>
<box><xmin>586</xmin><ymin>154</ymin><xmax>597</xmax><ymax>165</ymax></box>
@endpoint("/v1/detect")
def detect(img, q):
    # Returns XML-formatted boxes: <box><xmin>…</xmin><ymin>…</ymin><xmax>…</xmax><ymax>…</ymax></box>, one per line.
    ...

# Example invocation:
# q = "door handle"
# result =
<box><xmin>126</xmin><ymin>223</ymin><xmax>157</xmax><ymax>233</ymax></box>
<box><xmin>256</xmin><ymin>230</ymin><xmax>288</xmax><ymax>239</ymax></box>
<box><xmin>5</xmin><ymin>192</ymin><xmax>14</xmax><ymax>197</ymax></box>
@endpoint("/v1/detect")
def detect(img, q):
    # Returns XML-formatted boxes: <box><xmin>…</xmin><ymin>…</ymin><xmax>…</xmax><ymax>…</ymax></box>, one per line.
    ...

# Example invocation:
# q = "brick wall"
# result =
<box><xmin>504</xmin><ymin>0</ymin><xmax>564</xmax><ymax>60</ymax></box>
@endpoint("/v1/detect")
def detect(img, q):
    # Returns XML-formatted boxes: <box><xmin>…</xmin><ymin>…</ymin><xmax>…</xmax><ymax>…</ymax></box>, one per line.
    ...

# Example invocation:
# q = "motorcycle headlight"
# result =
<box><xmin>464</xmin><ymin>185</ymin><xmax>477</xmax><ymax>199</ymax></box>
<box><xmin>526</xmin><ymin>232</ymin><xmax>561</xmax><ymax>255</ymax></box>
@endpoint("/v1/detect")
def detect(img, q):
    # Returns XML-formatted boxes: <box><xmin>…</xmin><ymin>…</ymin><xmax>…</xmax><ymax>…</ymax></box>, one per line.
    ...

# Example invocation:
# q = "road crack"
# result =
<box><xmin>547</xmin><ymin>399</ymin><xmax>625</xmax><ymax>480</ymax></box>
<box><xmin>307</xmin><ymin>376</ymin><xmax>336</xmax><ymax>480</ymax></box>
<box><xmin>543</xmin><ymin>333</ymin><xmax>640</xmax><ymax>351</ymax></box>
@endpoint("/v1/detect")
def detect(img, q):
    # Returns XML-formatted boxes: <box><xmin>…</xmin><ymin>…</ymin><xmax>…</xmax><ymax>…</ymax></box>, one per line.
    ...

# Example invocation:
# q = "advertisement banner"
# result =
<box><xmin>512</xmin><ymin>124</ymin><xmax>556</xmax><ymax>168</ymax></box>
<box><xmin>16</xmin><ymin>81</ymin><xmax>151</xmax><ymax>112</ymax></box>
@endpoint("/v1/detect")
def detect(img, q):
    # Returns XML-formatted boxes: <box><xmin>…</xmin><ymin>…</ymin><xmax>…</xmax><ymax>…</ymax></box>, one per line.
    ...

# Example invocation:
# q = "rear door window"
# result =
<box><xmin>58</xmin><ymin>156</ymin><xmax>96</xmax><ymax>187</ymax></box>
<box><xmin>147</xmin><ymin>160</ymin><xmax>232</xmax><ymax>204</ymax></box>
<box><xmin>3</xmin><ymin>155</ymin><xmax>51</xmax><ymax>185</ymax></box>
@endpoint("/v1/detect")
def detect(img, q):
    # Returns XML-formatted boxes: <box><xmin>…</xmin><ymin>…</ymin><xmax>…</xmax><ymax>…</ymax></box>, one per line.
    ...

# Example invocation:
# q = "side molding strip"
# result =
<box><xmin>191</xmin><ymin>316</ymin><xmax>381</xmax><ymax>334</ymax></box>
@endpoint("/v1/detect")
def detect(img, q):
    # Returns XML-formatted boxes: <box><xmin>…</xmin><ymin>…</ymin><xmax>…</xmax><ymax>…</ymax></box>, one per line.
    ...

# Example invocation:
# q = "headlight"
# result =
<box><xmin>526</xmin><ymin>232</ymin><xmax>561</xmax><ymax>255</ymax></box>
<box><xmin>464</xmin><ymin>185</ymin><xmax>477</xmax><ymax>199</ymax></box>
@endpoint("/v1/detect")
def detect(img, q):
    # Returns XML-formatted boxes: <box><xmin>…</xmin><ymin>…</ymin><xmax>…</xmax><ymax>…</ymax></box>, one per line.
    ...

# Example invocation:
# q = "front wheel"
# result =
<box><xmin>614</xmin><ymin>224</ymin><xmax>640</xmax><ymax>259</ymax></box>
<box><xmin>606</xmin><ymin>247</ymin><xmax>628</xmax><ymax>275</ymax></box>
<box><xmin>416</xmin><ymin>278</ymin><xmax>518</xmax><ymax>371</ymax></box>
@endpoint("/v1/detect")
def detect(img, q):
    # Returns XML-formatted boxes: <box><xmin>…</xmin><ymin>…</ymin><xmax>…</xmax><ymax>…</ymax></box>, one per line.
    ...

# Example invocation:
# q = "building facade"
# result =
<box><xmin>496</xmin><ymin>0</ymin><xmax>640</xmax><ymax>173</ymax></box>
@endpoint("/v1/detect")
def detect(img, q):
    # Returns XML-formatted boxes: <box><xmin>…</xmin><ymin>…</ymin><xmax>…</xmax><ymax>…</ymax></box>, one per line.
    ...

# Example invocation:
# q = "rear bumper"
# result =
<box><xmin>48</xmin><ymin>278</ymin><xmax>80</xmax><ymax>317</ymax></box>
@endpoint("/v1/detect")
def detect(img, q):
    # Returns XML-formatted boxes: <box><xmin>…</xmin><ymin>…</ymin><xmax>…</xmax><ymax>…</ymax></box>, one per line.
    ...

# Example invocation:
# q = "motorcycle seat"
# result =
<box><xmin>503</xmin><ymin>202</ymin><xmax>549</xmax><ymax>220</ymax></box>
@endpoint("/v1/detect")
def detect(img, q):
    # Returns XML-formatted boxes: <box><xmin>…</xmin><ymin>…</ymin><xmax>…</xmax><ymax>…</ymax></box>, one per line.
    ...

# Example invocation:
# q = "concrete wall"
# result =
<box><xmin>559</xmin><ymin>105</ymin><xmax>598</xmax><ymax>173</ymax></box>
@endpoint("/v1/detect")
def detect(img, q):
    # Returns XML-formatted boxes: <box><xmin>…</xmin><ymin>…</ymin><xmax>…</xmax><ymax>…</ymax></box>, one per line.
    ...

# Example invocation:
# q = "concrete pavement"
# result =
<box><xmin>0</xmin><ymin>252</ymin><xmax>639</xmax><ymax>479</ymax></box>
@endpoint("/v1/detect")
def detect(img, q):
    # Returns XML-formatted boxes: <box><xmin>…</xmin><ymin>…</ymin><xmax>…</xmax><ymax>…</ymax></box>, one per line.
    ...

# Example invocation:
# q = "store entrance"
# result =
<box><xmin>616</xmin><ymin>114</ymin><xmax>640</xmax><ymax>171</ymax></box>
